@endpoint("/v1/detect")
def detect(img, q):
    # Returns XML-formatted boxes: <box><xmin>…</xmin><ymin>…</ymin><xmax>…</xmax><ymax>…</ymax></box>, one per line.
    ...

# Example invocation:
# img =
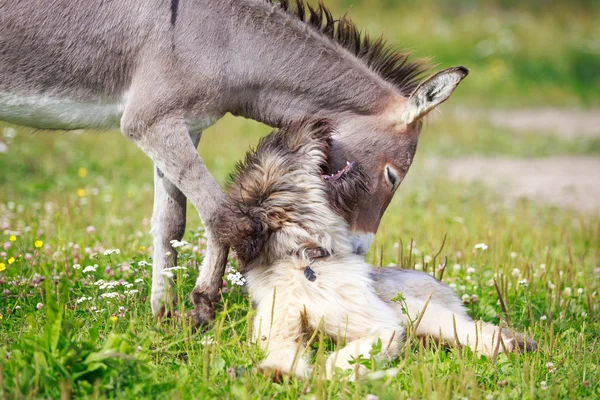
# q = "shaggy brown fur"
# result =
<box><xmin>219</xmin><ymin>119</ymin><xmax>368</xmax><ymax>271</ymax></box>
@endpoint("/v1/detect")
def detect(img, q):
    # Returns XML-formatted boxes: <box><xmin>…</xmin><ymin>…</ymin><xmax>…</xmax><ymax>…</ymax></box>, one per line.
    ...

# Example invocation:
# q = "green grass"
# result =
<box><xmin>1</xmin><ymin>0</ymin><xmax>599</xmax><ymax>397</ymax></box>
<box><xmin>0</xmin><ymin>112</ymin><xmax>599</xmax><ymax>398</ymax></box>
<box><xmin>327</xmin><ymin>0</ymin><xmax>600</xmax><ymax>107</ymax></box>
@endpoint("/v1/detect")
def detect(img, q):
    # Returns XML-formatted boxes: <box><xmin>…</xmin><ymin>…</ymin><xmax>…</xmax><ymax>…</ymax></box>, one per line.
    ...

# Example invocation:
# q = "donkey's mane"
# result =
<box><xmin>267</xmin><ymin>0</ymin><xmax>430</xmax><ymax>97</ymax></box>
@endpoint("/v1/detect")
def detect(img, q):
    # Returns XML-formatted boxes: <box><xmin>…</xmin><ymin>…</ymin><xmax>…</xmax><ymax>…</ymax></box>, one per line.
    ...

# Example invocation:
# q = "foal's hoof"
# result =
<box><xmin>505</xmin><ymin>330</ymin><xmax>538</xmax><ymax>353</ymax></box>
<box><xmin>259</xmin><ymin>367</ymin><xmax>286</xmax><ymax>384</ymax></box>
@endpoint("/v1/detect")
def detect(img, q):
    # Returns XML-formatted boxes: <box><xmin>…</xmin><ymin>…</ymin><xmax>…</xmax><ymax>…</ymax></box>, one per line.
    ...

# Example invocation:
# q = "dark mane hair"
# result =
<box><xmin>267</xmin><ymin>0</ymin><xmax>430</xmax><ymax>97</ymax></box>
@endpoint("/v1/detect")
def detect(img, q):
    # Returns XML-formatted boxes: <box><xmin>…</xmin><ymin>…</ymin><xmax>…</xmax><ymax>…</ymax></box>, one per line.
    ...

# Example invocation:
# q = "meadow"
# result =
<box><xmin>1</xmin><ymin>0</ymin><xmax>599</xmax><ymax>399</ymax></box>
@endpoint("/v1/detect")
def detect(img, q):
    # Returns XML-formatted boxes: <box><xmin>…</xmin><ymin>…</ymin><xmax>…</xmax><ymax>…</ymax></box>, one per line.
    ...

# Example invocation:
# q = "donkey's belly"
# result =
<box><xmin>0</xmin><ymin>92</ymin><xmax>124</xmax><ymax>131</ymax></box>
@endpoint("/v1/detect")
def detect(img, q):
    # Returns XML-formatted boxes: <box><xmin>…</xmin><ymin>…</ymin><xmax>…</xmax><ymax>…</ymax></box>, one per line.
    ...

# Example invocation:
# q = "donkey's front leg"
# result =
<box><xmin>122</xmin><ymin>112</ymin><xmax>228</xmax><ymax>326</ymax></box>
<box><xmin>150</xmin><ymin>133</ymin><xmax>202</xmax><ymax>317</ymax></box>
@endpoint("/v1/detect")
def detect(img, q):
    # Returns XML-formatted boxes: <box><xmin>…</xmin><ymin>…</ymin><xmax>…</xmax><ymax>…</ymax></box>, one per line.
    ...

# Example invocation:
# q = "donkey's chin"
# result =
<box><xmin>348</xmin><ymin>231</ymin><xmax>374</xmax><ymax>255</ymax></box>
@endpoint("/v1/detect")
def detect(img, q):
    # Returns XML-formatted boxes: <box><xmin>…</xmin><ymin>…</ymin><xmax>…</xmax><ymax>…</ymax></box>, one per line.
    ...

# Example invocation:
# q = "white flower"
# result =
<box><xmin>226</xmin><ymin>272</ymin><xmax>246</xmax><ymax>286</ymax></box>
<box><xmin>423</xmin><ymin>255</ymin><xmax>432</xmax><ymax>263</ymax></box>
<box><xmin>564</xmin><ymin>287</ymin><xmax>572</xmax><ymax>296</ymax></box>
<box><xmin>83</xmin><ymin>265</ymin><xmax>97</xmax><ymax>273</ymax></box>
<box><xmin>540</xmin><ymin>263</ymin><xmax>546</xmax><ymax>270</ymax></box>
<box><xmin>36</xmin><ymin>302</ymin><xmax>44</xmax><ymax>310</ymax></box>
<box><xmin>540</xmin><ymin>315</ymin><xmax>547</xmax><ymax>321</ymax></box>
<box><xmin>474</xmin><ymin>243</ymin><xmax>488</xmax><ymax>251</ymax></box>
<box><xmin>461</xmin><ymin>294</ymin><xmax>470</xmax><ymax>303</ymax></box>
<box><xmin>540</xmin><ymin>381</ymin><xmax>547</xmax><ymax>390</ymax></box>
<box><xmin>518</xmin><ymin>279</ymin><xmax>528</xmax><ymax>287</ymax></box>
<box><xmin>452</xmin><ymin>264</ymin><xmax>461</xmax><ymax>272</ymax></box>
<box><xmin>577</xmin><ymin>288</ymin><xmax>584</xmax><ymax>296</ymax></box>
<box><xmin>3</xmin><ymin>127</ymin><xmax>16</xmax><ymax>139</ymax></box>
<box><xmin>200</xmin><ymin>336</ymin><xmax>214</xmax><ymax>346</ymax></box>
<box><xmin>72</xmin><ymin>264</ymin><xmax>81</xmax><ymax>270</ymax></box>
<box><xmin>125</xmin><ymin>289</ymin><xmax>139</xmax><ymax>295</ymax></box>
<box><xmin>470</xmin><ymin>294</ymin><xmax>479</xmax><ymax>303</ymax></box>
<box><xmin>414</xmin><ymin>263</ymin><xmax>423</xmax><ymax>271</ymax></box>
<box><xmin>100</xmin><ymin>292</ymin><xmax>119</xmax><ymax>299</ymax></box>
<box><xmin>170</xmin><ymin>239</ymin><xmax>189</xmax><ymax>248</ymax></box>
<box><xmin>0</xmin><ymin>142</ymin><xmax>8</xmax><ymax>154</ymax></box>
<box><xmin>134</xmin><ymin>278</ymin><xmax>144</xmax><ymax>283</ymax></box>
<box><xmin>77</xmin><ymin>296</ymin><xmax>91</xmax><ymax>303</ymax></box>
<box><xmin>103</xmin><ymin>249</ymin><xmax>120</xmax><ymax>256</ymax></box>
<box><xmin>160</xmin><ymin>270</ymin><xmax>174</xmax><ymax>278</ymax></box>
<box><xmin>163</xmin><ymin>266</ymin><xmax>186</xmax><ymax>272</ymax></box>
<box><xmin>510</xmin><ymin>252</ymin><xmax>517</xmax><ymax>259</ymax></box>
<box><xmin>94</xmin><ymin>279</ymin><xmax>106</xmax><ymax>286</ymax></box>
<box><xmin>367</xmin><ymin>371</ymin><xmax>385</xmax><ymax>380</ymax></box>
<box><xmin>511</xmin><ymin>268</ymin><xmax>521</xmax><ymax>278</ymax></box>
<box><xmin>225</xmin><ymin>264</ymin><xmax>236</xmax><ymax>273</ymax></box>
<box><xmin>138</xmin><ymin>260</ymin><xmax>151</xmax><ymax>267</ymax></box>
<box><xmin>466</xmin><ymin>267</ymin><xmax>476</xmax><ymax>274</ymax></box>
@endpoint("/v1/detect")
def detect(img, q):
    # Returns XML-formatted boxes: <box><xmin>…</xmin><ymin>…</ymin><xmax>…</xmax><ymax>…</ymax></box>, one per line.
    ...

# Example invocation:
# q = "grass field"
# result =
<box><xmin>1</xmin><ymin>0</ymin><xmax>599</xmax><ymax>399</ymax></box>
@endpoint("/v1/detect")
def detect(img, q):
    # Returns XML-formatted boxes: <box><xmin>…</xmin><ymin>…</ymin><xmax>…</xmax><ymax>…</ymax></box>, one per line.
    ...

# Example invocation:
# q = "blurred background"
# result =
<box><xmin>1</xmin><ymin>0</ymin><xmax>599</xmax><ymax>261</ymax></box>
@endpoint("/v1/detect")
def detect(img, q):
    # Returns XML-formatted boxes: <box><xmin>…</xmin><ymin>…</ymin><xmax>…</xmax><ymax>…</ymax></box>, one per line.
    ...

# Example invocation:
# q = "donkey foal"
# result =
<box><xmin>220</xmin><ymin>120</ymin><xmax>536</xmax><ymax>380</ymax></box>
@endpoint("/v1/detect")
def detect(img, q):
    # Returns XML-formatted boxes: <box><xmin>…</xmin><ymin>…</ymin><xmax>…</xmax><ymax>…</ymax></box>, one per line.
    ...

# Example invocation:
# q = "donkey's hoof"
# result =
<box><xmin>189</xmin><ymin>288</ymin><xmax>218</xmax><ymax>328</ymax></box>
<box><xmin>189</xmin><ymin>307</ymin><xmax>214</xmax><ymax>330</ymax></box>
<box><xmin>154</xmin><ymin>296</ymin><xmax>179</xmax><ymax>320</ymax></box>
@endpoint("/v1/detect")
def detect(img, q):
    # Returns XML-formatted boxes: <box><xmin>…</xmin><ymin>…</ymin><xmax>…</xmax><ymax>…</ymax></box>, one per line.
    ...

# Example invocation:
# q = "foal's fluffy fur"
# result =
<box><xmin>220</xmin><ymin>120</ymin><xmax>536</xmax><ymax>379</ymax></box>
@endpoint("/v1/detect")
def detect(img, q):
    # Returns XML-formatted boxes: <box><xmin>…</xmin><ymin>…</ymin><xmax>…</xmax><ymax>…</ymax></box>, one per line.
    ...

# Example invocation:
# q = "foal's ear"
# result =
<box><xmin>401</xmin><ymin>66</ymin><xmax>469</xmax><ymax>126</ymax></box>
<box><xmin>218</xmin><ymin>209</ymin><xmax>270</xmax><ymax>270</ymax></box>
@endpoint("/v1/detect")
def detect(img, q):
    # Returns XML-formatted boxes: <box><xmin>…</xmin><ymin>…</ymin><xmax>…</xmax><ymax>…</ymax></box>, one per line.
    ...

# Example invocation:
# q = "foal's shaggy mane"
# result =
<box><xmin>266</xmin><ymin>0</ymin><xmax>430</xmax><ymax>96</ymax></box>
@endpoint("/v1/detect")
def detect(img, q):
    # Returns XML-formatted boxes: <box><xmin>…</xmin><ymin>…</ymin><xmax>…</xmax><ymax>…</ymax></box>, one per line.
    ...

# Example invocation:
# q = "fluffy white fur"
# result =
<box><xmin>224</xmin><ymin>121</ymin><xmax>535</xmax><ymax>380</ymax></box>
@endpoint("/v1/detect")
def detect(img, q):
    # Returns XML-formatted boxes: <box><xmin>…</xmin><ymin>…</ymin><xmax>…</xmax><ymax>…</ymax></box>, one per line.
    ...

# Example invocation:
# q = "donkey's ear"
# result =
<box><xmin>401</xmin><ymin>66</ymin><xmax>469</xmax><ymax>126</ymax></box>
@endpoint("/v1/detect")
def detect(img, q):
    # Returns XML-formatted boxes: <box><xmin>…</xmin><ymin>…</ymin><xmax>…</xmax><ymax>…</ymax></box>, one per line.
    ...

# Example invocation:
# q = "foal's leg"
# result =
<box><xmin>374</xmin><ymin>269</ymin><xmax>536</xmax><ymax>355</ymax></box>
<box><xmin>122</xmin><ymin>101</ymin><xmax>229</xmax><ymax>325</ymax></box>
<box><xmin>149</xmin><ymin>133</ymin><xmax>201</xmax><ymax>317</ymax></box>
<box><xmin>323</xmin><ymin>296</ymin><xmax>404</xmax><ymax>380</ymax></box>
<box><xmin>326</xmin><ymin>326</ymin><xmax>402</xmax><ymax>380</ymax></box>
<box><xmin>253</xmin><ymin>290</ymin><xmax>310</xmax><ymax>378</ymax></box>
<box><xmin>394</xmin><ymin>279</ymin><xmax>537</xmax><ymax>354</ymax></box>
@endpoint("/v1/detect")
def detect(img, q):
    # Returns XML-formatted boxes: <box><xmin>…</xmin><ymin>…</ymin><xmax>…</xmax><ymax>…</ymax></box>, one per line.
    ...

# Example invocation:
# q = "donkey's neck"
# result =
<box><xmin>222</xmin><ymin>1</ymin><xmax>399</xmax><ymax>127</ymax></box>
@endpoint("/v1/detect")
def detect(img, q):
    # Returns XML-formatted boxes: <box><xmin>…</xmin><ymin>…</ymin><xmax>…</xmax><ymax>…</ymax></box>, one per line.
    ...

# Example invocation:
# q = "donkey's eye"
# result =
<box><xmin>384</xmin><ymin>165</ymin><xmax>401</xmax><ymax>191</ymax></box>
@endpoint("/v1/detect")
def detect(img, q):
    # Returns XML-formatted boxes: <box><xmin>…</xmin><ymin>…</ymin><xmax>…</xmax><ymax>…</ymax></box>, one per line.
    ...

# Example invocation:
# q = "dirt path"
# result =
<box><xmin>444</xmin><ymin>156</ymin><xmax>600</xmax><ymax>214</ymax></box>
<box><xmin>452</xmin><ymin>108</ymin><xmax>600</xmax><ymax>139</ymax></box>
<box><xmin>437</xmin><ymin>108</ymin><xmax>600</xmax><ymax>214</ymax></box>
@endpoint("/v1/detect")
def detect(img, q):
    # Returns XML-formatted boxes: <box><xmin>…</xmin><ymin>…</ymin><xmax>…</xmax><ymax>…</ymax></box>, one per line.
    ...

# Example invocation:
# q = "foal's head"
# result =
<box><xmin>220</xmin><ymin>119</ymin><xmax>367</xmax><ymax>271</ymax></box>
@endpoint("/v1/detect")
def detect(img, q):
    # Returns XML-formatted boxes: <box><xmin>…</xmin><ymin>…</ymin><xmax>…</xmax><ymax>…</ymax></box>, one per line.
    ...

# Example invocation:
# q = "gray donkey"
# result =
<box><xmin>0</xmin><ymin>0</ymin><xmax>468</xmax><ymax>324</ymax></box>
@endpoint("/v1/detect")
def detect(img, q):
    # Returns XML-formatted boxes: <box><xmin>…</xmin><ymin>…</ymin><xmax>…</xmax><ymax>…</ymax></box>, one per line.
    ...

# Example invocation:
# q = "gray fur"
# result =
<box><xmin>0</xmin><ymin>0</ymin><xmax>467</xmax><ymax>322</ymax></box>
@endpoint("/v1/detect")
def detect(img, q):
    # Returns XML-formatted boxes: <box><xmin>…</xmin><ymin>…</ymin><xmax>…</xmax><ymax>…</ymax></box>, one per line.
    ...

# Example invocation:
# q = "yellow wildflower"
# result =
<box><xmin>34</xmin><ymin>240</ymin><xmax>43</xmax><ymax>248</ymax></box>
<box><xmin>0</xmin><ymin>314</ymin><xmax>3</xmax><ymax>320</ymax></box>
<box><xmin>109</xmin><ymin>315</ymin><xmax>118</xmax><ymax>323</ymax></box>
<box><xmin>78</xmin><ymin>167</ymin><xmax>88</xmax><ymax>178</ymax></box>
<box><xmin>77</xmin><ymin>188</ymin><xmax>86</xmax><ymax>197</ymax></box>
<box><xmin>0</xmin><ymin>263</ymin><xmax>5</xmax><ymax>272</ymax></box>
<box><xmin>8</xmin><ymin>257</ymin><xmax>15</xmax><ymax>264</ymax></box>
<box><xmin>9</xmin><ymin>235</ymin><xmax>16</xmax><ymax>242</ymax></box>
<box><xmin>138</xmin><ymin>246</ymin><xmax>146</xmax><ymax>252</ymax></box>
